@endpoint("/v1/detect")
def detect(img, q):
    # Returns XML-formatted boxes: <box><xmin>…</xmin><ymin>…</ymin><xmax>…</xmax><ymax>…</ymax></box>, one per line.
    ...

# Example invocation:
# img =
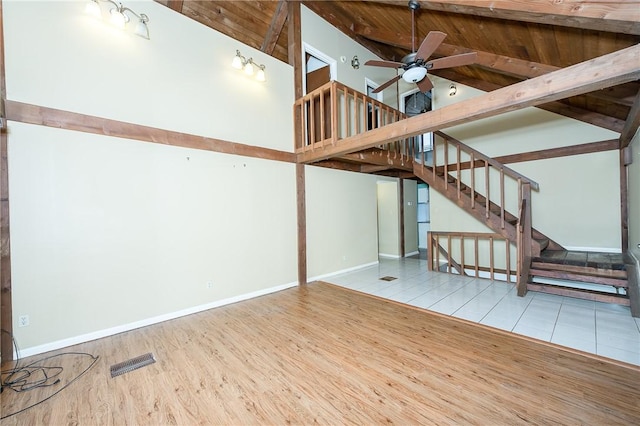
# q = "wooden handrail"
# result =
<box><xmin>434</xmin><ymin>131</ymin><xmax>539</xmax><ymax>191</ymax></box>
<box><xmin>293</xmin><ymin>81</ymin><xmax>411</xmax><ymax>160</ymax></box>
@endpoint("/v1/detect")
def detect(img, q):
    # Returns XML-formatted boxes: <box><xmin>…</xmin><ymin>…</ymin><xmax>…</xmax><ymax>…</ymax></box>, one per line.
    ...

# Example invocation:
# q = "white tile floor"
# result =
<box><xmin>325</xmin><ymin>256</ymin><xmax>640</xmax><ymax>366</ymax></box>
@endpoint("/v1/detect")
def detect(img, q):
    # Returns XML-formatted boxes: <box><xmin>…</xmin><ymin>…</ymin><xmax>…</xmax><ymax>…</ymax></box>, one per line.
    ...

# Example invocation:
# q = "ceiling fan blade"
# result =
<box><xmin>365</xmin><ymin>59</ymin><xmax>404</xmax><ymax>69</ymax></box>
<box><xmin>416</xmin><ymin>77</ymin><xmax>433</xmax><ymax>93</ymax></box>
<box><xmin>372</xmin><ymin>75</ymin><xmax>402</xmax><ymax>93</ymax></box>
<box><xmin>427</xmin><ymin>52</ymin><xmax>478</xmax><ymax>70</ymax></box>
<box><xmin>415</xmin><ymin>31</ymin><xmax>447</xmax><ymax>61</ymax></box>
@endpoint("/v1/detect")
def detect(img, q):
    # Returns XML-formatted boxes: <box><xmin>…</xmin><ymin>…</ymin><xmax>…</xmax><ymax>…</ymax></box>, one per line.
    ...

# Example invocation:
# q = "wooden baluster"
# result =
<box><xmin>319</xmin><ymin>89</ymin><xmax>325</xmax><ymax>145</ymax></box>
<box><xmin>427</xmin><ymin>232</ymin><xmax>434</xmax><ymax>271</ymax></box>
<box><xmin>485</xmin><ymin>161</ymin><xmax>490</xmax><ymax>219</ymax></box>
<box><xmin>309</xmin><ymin>98</ymin><xmax>316</xmax><ymax>148</ymax></box>
<box><xmin>506</xmin><ymin>239</ymin><xmax>511</xmax><ymax>283</ymax></box>
<box><xmin>460</xmin><ymin>236</ymin><xmax>465</xmax><ymax>276</ymax></box>
<box><xmin>331</xmin><ymin>83</ymin><xmax>338</xmax><ymax>145</ymax></box>
<box><xmin>489</xmin><ymin>236</ymin><xmax>495</xmax><ymax>281</ymax></box>
<box><xmin>343</xmin><ymin>88</ymin><xmax>349</xmax><ymax>138</ymax></box>
<box><xmin>470</xmin><ymin>151</ymin><xmax>475</xmax><ymax>208</ymax></box>
<box><xmin>500</xmin><ymin>168</ymin><xmax>505</xmax><ymax>228</ymax></box>
<box><xmin>444</xmin><ymin>139</ymin><xmax>449</xmax><ymax>190</ymax></box>
<box><xmin>436</xmin><ymin>234</ymin><xmax>440</xmax><ymax>271</ymax></box>
<box><xmin>457</xmin><ymin>144</ymin><xmax>461</xmax><ymax>199</ymax></box>
<box><xmin>474</xmin><ymin>236</ymin><xmax>479</xmax><ymax>277</ymax></box>
<box><xmin>447</xmin><ymin>236</ymin><xmax>452</xmax><ymax>273</ymax></box>
<box><xmin>432</xmin><ymin>136</ymin><xmax>437</xmax><ymax>179</ymax></box>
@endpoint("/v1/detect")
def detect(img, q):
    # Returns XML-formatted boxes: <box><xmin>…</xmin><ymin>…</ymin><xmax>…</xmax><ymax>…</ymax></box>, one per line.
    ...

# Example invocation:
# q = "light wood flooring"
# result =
<box><xmin>2</xmin><ymin>282</ymin><xmax>640</xmax><ymax>424</ymax></box>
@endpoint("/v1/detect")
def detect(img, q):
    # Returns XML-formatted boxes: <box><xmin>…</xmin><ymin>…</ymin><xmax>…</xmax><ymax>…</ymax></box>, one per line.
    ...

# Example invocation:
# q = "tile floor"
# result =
<box><xmin>324</xmin><ymin>256</ymin><xmax>640</xmax><ymax>366</ymax></box>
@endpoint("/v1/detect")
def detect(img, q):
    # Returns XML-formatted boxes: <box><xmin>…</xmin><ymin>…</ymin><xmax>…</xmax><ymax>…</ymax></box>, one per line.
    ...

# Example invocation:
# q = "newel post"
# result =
<box><xmin>517</xmin><ymin>182</ymin><xmax>532</xmax><ymax>296</ymax></box>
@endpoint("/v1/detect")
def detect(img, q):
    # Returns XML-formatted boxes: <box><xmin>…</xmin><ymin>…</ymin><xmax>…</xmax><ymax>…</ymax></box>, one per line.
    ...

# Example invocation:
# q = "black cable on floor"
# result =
<box><xmin>0</xmin><ymin>330</ymin><xmax>100</xmax><ymax>420</ymax></box>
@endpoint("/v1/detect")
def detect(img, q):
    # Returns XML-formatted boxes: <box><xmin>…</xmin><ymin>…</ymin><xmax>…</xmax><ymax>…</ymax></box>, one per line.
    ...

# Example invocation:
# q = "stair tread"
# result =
<box><xmin>527</xmin><ymin>282</ymin><xmax>630</xmax><ymax>306</ymax></box>
<box><xmin>530</xmin><ymin>268</ymin><xmax>628</xmax><ymax>287</ymax></box>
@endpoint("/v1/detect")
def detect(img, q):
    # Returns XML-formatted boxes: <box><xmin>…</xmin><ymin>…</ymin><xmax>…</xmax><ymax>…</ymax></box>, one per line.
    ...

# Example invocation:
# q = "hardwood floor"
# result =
<box><xmin>2</xmin><ymin>282</ymin><xmax>640</xmax><ymax>424</ymax></box>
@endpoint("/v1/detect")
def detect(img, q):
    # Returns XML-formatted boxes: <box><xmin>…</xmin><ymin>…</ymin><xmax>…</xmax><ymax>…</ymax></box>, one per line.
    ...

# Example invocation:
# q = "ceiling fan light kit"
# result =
<box><xmin>365</xmin><ymin>0</ymin><xmax>477</xmax><ymax>94</ymax></box>
<box><xmin>403</xmin><ymin>67</ymin><xmax>427</xmax><ymax>83</ymax></box>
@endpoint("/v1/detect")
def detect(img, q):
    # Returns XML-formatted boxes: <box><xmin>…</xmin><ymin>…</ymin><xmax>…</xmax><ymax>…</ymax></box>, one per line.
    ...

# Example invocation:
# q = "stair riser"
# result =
<box><xmin>530</xmin><ymin>268</ymin><xmax>628</xmax><ymax>287</ymax></box>
<box><xmin>527</xmin><ymin>283</ymin><xmax>630</xmax><ymax>306</ymax></box>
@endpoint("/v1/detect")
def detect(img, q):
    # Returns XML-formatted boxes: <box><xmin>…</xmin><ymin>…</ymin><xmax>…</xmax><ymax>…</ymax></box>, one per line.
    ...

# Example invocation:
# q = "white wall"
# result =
<box><xmin>301</xmin><ymin>5</ymin><xmax>398</xmax><ymax>106</ymax></box>
<box><xmin>5</xmin><ymin>0</ymin><xmax>294</xmax><ymax>152</ymax></box>
<box><xmin>5</xmin><ymin>0</ymin><xmax>297</xmax><ymax>354</ymax></box>
<box><xmin>377</xmin><ymin>180</ymin><xmax>400</xmax><ymax>258</ymax></box>
<box><xmin>429</xmin><ymin>76</ymin><xmax>622</xmax><ymax>251</ymax></box>
<box><xmin>306</xmin><ymin>166</ymin><xmax>379</xmax><ymax>279</ymax></box>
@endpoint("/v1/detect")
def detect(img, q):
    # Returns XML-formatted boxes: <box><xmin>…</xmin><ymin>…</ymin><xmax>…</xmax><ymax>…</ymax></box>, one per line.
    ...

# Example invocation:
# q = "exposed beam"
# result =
<box><xmin>355</xmin><ymin>24</ymin><xmax>559</xmax><ymax>79</ymax></box>
<box><xmin>340</xmin><ymin>149</ymin><xmax>413</xmax><ymax>171</ymax></box>
<box><xmin>261</xmin><ymin>0</ymin><xmax>288</xmax><ymax>55</ymax></box>
<box><xmin>0</xmin><ymin>0</ymin><xmax>13</xmax><ymax>362</ymax></box>
<box><xmin>495</xmin><ymin>139</ymin><xmax>620</xmax><ymax>164</ymax></box>
<box><xmin>302</xmin><ymin>2</ymin><xmax>396</xmax><ymax>60</ymax></box>
<box><xmin>312</xmin><ymin>160</ymin><xmax>363</xmax><ymax>173</ymax></box>
<box><xmin>166</xmin><ymin>0</ymin><xmax>183</xmax><ymax>13</ymax></box>
<box><xmin>5</xmin><ymin>101</ymin><xmax>296</xmax><ymax>164</ymax></box>
<box><xmin>619</xmin><ymin>89</ymin><xmax>640</xmax><ymax>148</ymax></box>
<box><xmin>433</xmin><ymin>69</ymin><xmax>626</xmax><ymax>132</ymax></box>
<box><xmin>372</xmin><ymin>1</ymin><xmax>640</xmax><ymax>35</ymax></box>
<box><xmin>298</xmin><ymin>44</ymin><xmax>640</xmax><ymax>163</ymax></box>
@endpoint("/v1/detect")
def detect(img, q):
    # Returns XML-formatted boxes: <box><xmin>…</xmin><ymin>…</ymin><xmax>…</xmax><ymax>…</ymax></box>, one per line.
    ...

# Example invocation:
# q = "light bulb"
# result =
<box><xmin>232</xmin><ymin>53</ymin><xmax>243</xmax><ymax>70</ymax></box>
<box><xmin>244</xmin><ymin>60</ymin><xmax>254</xmax><ymax>76</ymax></box>
<box><xmin>110</xmin><ymin>8</ymin><xmax>128</xmax><ymax>29</ymax></box>
<box><xmin>256</xmin><ymin>67</ymin><xmax>266</xmax><ymax>82</ymax></box>
<box><xmin>134</xmin><ymin>20</ymin><xmax>149</xmax><ymax>39</ymax></box>
<box><xmin>85</xmin><ymin>0</ymin><xmax>102</xmax><ymax>18</ymax></box>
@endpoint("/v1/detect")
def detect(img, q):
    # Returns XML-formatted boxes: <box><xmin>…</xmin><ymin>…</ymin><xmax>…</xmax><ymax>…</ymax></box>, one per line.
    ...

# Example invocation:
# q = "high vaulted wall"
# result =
<box><xmin>5</xmin><ymin>0</ymin><xmax>300</xmax><ymax>355</ymax></box>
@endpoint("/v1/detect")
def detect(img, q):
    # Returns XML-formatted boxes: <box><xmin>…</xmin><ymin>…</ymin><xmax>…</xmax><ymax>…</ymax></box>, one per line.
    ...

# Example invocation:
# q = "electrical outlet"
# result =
<box><xmin>18</xmin><ymin>315</ymin><xmax>29</xmax><ymax>327</ymax></box>
<box><xmin>206</xmin><ymin>281</ymin><xmax>213</xmax><ymax>289</ymax></box>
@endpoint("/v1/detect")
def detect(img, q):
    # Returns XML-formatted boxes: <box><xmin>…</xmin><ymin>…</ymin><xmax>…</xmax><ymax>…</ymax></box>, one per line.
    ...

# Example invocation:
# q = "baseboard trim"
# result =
<box><xmin>379</xmin><ymin>253</ymin><xmax>401</xmax><ymax>259</ymax></box>
<box><xmin>563</xmin><ymin>246</ymin><xmax>622</xmax><ymax>254</ymax></box>
<box><xmin>405</xmin><ymin>251</ymin><xmax>420</xmax><ymax>257</ymax></box>
<box><xmin>16</xmin><ymin>281</ymin><xmax>298</xmax><ymax>359</ymax></box>
<box><xmin>308</xmin><ymin>261</ymin><xmax>379</xmax><ymax>283</ymax></box>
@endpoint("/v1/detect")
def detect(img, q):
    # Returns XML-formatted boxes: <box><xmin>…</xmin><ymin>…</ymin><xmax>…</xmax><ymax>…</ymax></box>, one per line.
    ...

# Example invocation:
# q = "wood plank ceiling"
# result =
<box><xmin>155</xmin><ymin>1</ymin><xmax>640</xmax><ymax>137</ymax></box>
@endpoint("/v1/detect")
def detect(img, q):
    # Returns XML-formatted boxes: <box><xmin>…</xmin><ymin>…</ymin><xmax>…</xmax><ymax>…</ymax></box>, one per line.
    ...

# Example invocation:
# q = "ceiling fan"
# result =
<box><xmin>365</xmin><ymin>0</ymin><xmax>477</xmax><ymax>94</ymax></box>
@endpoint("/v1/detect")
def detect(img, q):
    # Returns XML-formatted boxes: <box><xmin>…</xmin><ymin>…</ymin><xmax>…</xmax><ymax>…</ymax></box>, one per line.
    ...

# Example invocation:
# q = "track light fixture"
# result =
<box><xmin>85</xmin><ymin>0</ymin><xmax>150</xmax><ymax>39</ymax></box>
<box><xmin>232</xmin><ymin>50</ymin><xmax>266</xmax><ymax>82</ymax></box>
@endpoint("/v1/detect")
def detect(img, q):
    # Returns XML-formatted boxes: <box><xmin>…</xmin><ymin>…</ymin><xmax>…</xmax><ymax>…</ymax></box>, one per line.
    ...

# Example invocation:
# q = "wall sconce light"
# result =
<box><xmin>449</xmin><ymin>83</ymin><xmax>457</xmax><ymax>96</ymax></box>
<box><xmin>85</xmin><ymin>0</ymin><xmax>150</xmax><ymax>39</ymax></box>
<box><xmin>232</xmin><ymin>50</ymin><xmax>266</xmax><ymax>82</ymax></box>
<box><xmin>351</xmin><ymin>55</ymin><xmax>360</xmax><ymax>69</ymax></box>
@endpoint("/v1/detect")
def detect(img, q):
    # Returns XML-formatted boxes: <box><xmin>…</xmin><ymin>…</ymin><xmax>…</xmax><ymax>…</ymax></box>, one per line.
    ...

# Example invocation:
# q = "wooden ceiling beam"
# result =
<box><xmin>301</xmin><ymin>2</ymin><xmax>396</xmax><ymax>60</ymax></box>
<box><xmin>298</xmin><ymin>44</ymin><xmax>640</xmax><ymax>163</ymax></box>
<box><xmin>166</xmin><ymin>1</ymin><xmax>184</xmax><ymax>13</ymax></box>
<box><xmin>261</xmin><ymin>0</ymin><xmax>288</xmax><ymax>55</ymax></box>
<box><xmin>433</xmin><ymin>69</ymin><xmax>626</xmax><ymax>133</ymax></box>
<box><xmin>371</xmin><ymin>0</ymin><xmax>640</xmax><ymax>35</ymax></box>
<box><xmin>353</xmin><ymin>24</ymin><xmax>559</xmax><ymax>79</ymax></box>
<box><xmin>619</xmin><ymin>90</ymin><xmax>640</xmax><ymax>148</ymax></box>
<box><xmin>340</xmin><ymin>149</ymin><xmax>413</xmax><ymax>171</ymax></box>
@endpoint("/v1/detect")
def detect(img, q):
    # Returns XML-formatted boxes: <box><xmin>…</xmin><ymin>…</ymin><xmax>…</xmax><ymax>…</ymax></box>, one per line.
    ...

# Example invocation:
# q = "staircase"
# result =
<box><xmin>527</xmin><ymin>251</ymin><xmax>629</xmax><ymax>305</ymax></box>
<box><xmin>413</xmin><ymin>131</ymin><xmax>630</xmax><ymax>307</ymax></box>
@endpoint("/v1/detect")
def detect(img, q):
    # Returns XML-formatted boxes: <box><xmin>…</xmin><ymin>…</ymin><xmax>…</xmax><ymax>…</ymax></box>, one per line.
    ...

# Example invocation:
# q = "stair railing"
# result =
<box><xmin>293</xmin><ymin>81</ymin><xmax>417</xmax><ymax>162</ymax></box>
<box><xmin>420</xmin><ymin>132</ymin><xmax>536</xmax><ymax>294</ymax></box>
<box><xmin>427</xmin><ymin>231</ymin><xmax>518</xmax><ymax>282</ymax></box>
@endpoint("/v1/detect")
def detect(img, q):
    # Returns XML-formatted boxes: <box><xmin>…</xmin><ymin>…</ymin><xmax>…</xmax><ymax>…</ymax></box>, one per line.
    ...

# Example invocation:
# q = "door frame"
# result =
<box><xmin>303</xmin><ymin>43</ymin><xmax>337</xmax><ymax>95</ymax></box>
